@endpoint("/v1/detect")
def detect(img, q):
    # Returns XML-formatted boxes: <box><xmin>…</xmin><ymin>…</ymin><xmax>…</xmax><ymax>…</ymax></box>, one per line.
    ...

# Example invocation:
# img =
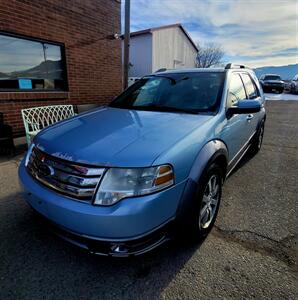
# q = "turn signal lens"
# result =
<box><xmin>154</xmin><ymin>166</ymin><xmax>174</xmax><ymax>187</ymax></box>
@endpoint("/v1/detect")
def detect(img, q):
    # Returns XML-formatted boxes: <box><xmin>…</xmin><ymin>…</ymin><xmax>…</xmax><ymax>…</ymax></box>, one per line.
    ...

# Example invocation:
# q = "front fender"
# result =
<box><xmin>174</xmin><ymin>140</ymin><xmax>228</xmax><ymax>228</ymax></box>
<box><xmin>189</xmin><ymin>139</ymin><xmax>228</xmax><ymax>183</ymax></box>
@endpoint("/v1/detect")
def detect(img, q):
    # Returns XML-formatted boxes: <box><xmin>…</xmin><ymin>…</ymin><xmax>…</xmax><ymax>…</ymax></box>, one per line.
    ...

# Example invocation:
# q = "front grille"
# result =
<box><xmin>27</xmin><ymin>147</ymin><xmax>105</xmax><ymax>201</ymax></box>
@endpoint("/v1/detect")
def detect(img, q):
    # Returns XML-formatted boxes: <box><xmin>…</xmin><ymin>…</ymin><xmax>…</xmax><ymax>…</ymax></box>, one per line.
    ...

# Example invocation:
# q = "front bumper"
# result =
<box><xmin>33</xmin><ymin>207</ymin><xmax>173</xmax><ymax>256</ymax></box>
<box><xmin>19</xmin><ymin>160</ymin><xmax>187</xmax><ymax>254</ymax></box>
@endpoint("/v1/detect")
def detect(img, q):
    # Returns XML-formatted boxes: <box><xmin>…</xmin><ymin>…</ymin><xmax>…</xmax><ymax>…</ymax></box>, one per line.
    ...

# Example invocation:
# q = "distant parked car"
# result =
<box><xmin>259</xmin><ymin>74</ymin><xmax>284</xmax><ymax>93</ymax></box>
<box><xmin>283</xmin><ymin>81</ymin><xmax>291</xmax><ymax>93</ymax></box>
<box><xmin>290</xmin><ymin>74</ymin><xmax>298</xmax><ymax>94</ymax></box>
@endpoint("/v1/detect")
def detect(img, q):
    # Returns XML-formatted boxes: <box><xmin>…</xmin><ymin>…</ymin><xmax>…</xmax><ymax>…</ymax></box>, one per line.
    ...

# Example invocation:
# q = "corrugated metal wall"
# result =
<box><xmin>152</xmin><ymin>27</ymin><xmax>197</xmax><ymax>72</ymax></box>
<box><xmin>128</xmin><ymin>33</ymin><xmax>152</xmax><ymax>77</ymax></box>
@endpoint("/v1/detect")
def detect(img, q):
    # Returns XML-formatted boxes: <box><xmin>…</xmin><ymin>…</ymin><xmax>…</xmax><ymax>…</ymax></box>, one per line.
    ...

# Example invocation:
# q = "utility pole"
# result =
<box><xmin>123</xmin><ymin>0</ymin><xmax>130</xmax><ymax>90</ymax></box>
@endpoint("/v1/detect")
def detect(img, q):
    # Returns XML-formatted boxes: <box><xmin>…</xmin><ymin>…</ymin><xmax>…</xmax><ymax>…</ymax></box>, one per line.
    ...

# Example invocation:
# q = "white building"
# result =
<box><xmin>128</xmin><ymin>23</ymin><xmax>198</xmax><ymax>77</ymax></box>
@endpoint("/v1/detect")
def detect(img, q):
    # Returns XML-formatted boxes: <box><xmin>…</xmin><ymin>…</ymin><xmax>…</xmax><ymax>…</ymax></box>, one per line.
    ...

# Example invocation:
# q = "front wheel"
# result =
<box><xmin>187</xmin><ymin>163</ymin><xmax>223</xmax><ymax>239</ymax></box>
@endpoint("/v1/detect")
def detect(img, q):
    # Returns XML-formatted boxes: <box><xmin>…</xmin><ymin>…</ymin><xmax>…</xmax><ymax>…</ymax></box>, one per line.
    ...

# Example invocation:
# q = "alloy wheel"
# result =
<box><xmin>199</xmin><ymin>174</ymin><xmax>220</xmax><ymax>229</ymax></box>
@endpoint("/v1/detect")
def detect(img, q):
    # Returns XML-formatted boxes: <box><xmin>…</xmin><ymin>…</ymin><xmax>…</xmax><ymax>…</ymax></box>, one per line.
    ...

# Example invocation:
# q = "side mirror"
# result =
<box><xmin>229</xmin><ymin>99</ymin><xmax>262</xmax><ymax>114</ymax></box>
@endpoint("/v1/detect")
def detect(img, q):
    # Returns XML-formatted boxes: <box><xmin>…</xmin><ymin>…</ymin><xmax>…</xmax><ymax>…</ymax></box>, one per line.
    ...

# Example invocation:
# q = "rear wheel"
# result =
<box><xmin>250</xmin><ymin>120</ymin><xmax>265</xmax><ymax>154</ymax></box>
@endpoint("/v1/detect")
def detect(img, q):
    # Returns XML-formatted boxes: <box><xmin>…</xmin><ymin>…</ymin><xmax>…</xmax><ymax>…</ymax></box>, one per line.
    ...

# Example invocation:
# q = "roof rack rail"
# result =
<box><xmin>225</xmin><ymin>63</ymin><xmax>247</xmax><ymax>69</ymax></box>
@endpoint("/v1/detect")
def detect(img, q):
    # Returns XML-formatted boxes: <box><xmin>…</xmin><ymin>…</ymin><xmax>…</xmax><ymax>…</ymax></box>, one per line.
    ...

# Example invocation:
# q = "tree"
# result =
<box><xmin>196</xmin><ymin>43</ymin><xmax>225</xmax><ymax>68</ymax></box>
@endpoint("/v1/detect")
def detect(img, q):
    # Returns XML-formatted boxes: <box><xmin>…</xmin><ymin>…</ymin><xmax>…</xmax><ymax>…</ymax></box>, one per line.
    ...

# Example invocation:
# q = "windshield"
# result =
<box><xmin>109</xmin><ymin>72</ymin><xmax>225</xmax><ymax>114</ymax></box>
<box><xmin>264</xmin><ymin>75</ymin><xmax>281</xmax><ymax>81</ymax></box>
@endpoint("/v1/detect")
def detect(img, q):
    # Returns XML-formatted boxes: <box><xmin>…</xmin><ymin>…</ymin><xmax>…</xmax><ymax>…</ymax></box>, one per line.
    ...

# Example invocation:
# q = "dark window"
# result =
<box><xmin>110</xmin><ymin>72</ymin><xmax>225</xmax><ymax>113</ymax></box>
<box><xmin>264</xmin><ymin>75</ymin><xmax>281</xmax><ymax>81</ymax></box>
<box><xmin>241</xmin><ymin>73</ymin><xmax>258</xmax><ymax>99</ymax></box>
<box><xmin>227</xmin><ymin>73</ymin><xmax>246</xmax><ymax>106</ymax></box>
<box><xmin>0</xmin><ymin>33</ymin><xmax>67</xmax><ymax>91</ymax></box>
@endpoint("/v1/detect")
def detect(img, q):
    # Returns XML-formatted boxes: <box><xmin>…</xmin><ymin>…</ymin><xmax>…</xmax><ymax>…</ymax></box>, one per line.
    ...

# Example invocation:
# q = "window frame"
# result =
<box><xmin>0</xmin><ymin>31</ymin><xmax>68</xmax><ymax>92</ymax></box>
<box><xmin>240</xmin><ymin>72</ymin><xmax>260</xmax><ymax>100</ymax></box>
<box><xmin>226</xmin><ymin>72</ymin><xmax>247</xmax><ymax>108</ymax></box>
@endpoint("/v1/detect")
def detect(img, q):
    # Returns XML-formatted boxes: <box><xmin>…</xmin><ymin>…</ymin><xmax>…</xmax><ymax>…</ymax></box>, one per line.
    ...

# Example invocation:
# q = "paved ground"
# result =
<box><xmin>265</xmin><ymin>92</ymin><xmax>298</xmax><ymax>101</ymax></box>
<box><xmin>0</xmin><ymin>101</ymin><xmax>297</xmax><ymax>299</ymax></box>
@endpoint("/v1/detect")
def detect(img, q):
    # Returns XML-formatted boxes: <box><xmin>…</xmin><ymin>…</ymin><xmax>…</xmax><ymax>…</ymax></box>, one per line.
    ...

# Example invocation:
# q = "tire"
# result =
<box><xmin>185</xmin><ymin>163</ymin><xmax>223</xmax><ymax>240</ymax></box>
<box><xmin>290</xmin><ymin>86</ymin><xmax>297</xmax><ymax>94</ymax></box>
<box><xmin>250</xmin><ymin>119</ymin><xmax>265</xmax><ymax>155</ymax></box>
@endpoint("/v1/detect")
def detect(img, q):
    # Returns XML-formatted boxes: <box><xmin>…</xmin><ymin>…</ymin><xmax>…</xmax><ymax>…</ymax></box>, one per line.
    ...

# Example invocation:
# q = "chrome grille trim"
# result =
<box><xmin>27</xmin><ymin>147</ymin><xmax>105</xmax><ymax>201</ymax></box>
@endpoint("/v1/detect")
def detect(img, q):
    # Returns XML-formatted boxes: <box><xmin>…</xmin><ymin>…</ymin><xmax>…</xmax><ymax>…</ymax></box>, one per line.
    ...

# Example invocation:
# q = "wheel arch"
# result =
<box><xmin>189</xmin><ymin>139</ymin><xmax>229</xmax><ymax>183</ymax></box>
<box><xmin>174</xmin><ymin>139</ymin><xmax>228</xmax><ymax>229</ymax></box>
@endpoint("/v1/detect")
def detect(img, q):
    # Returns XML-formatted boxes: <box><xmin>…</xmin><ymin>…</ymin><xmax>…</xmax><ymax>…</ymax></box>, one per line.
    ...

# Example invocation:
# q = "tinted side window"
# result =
<box><xmin>241</xmin><ymin>73</ymin><xmax>258</xmax><ymax>99</ymax></box>
<box><xmin>227</xmin><ymin>73</ymin><xmax>246</xmax><ymax>106</ymax></box>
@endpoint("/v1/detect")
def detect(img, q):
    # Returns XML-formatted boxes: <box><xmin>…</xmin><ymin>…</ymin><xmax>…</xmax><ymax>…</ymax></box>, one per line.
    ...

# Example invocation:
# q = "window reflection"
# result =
<box><xmin>228</xmin><ymin>74</ymin><xmax>246</xmax><ymax>106</ymax></box>
<box><xmin>0</xmin><ymin>34</ymin><xmax>67</xmax><ymax>91</ymax></box>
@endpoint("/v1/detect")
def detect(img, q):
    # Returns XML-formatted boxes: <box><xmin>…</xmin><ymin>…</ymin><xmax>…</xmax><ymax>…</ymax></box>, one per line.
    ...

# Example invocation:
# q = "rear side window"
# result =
<box><xmin>241</xmin><ymin>73</ymin><xmax>258</xmax><ymax>99</ymax></box>
<box><xmin>227</xmin><ymin>73</ymin><xmax>246</xmax><ymax>106</ymax></box>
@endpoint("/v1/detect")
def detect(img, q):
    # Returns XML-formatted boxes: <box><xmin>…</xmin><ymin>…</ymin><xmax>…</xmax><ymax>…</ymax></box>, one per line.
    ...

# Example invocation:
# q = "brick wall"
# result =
<box><xmin>0</xmin><ymin>0</ymin><xmax>122</xmax><ymax>136</ymax></box>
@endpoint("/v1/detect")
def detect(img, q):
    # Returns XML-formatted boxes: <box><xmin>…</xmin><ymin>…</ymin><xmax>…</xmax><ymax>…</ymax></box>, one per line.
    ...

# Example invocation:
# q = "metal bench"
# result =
<box><xmin>21</xmin><ymin>105</ymin><xmax>75</xmax><ymax>145</ymax></box>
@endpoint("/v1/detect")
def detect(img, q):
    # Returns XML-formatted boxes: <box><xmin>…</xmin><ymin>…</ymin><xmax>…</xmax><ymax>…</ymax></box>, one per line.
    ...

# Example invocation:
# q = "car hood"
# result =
<box><xmin>35</xmin><ymin>107</ymin><xmax>213</xmax><ymax>167</ymax></box>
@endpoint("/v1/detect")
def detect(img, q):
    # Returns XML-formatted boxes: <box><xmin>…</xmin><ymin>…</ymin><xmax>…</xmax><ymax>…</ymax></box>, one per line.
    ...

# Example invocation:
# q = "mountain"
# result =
<box><xmin>0</xmin><ymin>72</ymin><xmax>8</xmax><ymax>78</ymax></box>
<box><xmin>10</xmin><ymin>60</ymin><xmax>62</xmax><ymax>79</ymax></box>
<box><xmin>0</xmin><ymin>60</ymin><xmax>62</xmax><ymax>80</ymax></box>
<box><xmin>254</xmin><ymin>64</ymin><xmax>298</xmax><ymax>80</ymax></box>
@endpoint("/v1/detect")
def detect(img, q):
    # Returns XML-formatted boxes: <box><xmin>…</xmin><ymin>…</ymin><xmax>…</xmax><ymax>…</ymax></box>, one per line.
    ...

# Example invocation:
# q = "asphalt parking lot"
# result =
<box><xmin>0</xmin><ymin>100</ymin><xmax>297</xmax><ymax>299</ymax></box>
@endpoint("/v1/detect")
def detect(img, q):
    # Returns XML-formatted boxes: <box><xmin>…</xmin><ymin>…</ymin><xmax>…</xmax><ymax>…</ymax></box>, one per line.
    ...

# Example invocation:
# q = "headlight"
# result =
<box><xmin>94</xmin><ymin>165</ymin><xmax>174</xmax><ymax>206</ymax></box>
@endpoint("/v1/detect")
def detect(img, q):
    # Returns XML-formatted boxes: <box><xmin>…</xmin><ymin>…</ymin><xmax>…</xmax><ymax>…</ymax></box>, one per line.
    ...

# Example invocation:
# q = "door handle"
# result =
<box><xmin>246</xmin><ymin>114</ymin><xmax>254</xmax><ymax>121</ymax></box>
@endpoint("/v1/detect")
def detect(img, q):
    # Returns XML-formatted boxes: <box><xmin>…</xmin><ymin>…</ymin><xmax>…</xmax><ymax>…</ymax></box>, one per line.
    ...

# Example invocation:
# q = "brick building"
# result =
<box><xmin>0</xmin><ymin>0</ymin><xmax>122</xmax><ymax>136</ymax></box>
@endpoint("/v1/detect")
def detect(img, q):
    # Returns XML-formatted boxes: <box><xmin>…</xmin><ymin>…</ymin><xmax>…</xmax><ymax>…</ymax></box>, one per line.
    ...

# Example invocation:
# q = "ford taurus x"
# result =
<box><xmin>19</xmin><ymin>64</ymin><xmax>266</xmax><ymax>256</ymax></box>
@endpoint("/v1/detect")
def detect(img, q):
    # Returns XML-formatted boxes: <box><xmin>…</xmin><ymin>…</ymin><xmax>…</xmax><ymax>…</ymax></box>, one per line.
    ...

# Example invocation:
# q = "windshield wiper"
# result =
<box><xmin>132</xmin><ymin>104</ymin><xmax>199</xmax><ymax>114</ymax></box>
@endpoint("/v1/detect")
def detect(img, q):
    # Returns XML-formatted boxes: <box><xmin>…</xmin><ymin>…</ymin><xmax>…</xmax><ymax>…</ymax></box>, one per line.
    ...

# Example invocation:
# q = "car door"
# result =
<box><xmin>240</xmin><ymin>73</ymin><xmax>261</xmax><ymax>136</ymax></box>
<box><xmin>220</xmin><ymin>72</ymin><xmax>252</xmax><ymax>163</ymax></box>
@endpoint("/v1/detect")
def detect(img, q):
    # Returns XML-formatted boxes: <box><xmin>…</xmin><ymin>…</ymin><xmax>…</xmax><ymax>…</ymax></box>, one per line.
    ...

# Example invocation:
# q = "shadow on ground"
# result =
<box><xmin>0</xmin><ymin>191</ymin><xmax>201</xmax><ymax>299</ymax></box>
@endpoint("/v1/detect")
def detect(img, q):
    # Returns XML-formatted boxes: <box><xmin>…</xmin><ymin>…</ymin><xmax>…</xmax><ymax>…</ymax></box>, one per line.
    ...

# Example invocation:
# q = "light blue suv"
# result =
<box><xmin>19</xmin><ymin>64</ymin><xmax>266</xmax><ymax>256</ymax></box>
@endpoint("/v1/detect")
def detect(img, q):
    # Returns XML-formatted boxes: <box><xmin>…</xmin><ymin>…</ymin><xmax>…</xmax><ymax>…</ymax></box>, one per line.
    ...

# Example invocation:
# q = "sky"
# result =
<box><xmin>122</xmin><ymin>0</ymin><xmax>298</xmax><ymax>68</ymax></box>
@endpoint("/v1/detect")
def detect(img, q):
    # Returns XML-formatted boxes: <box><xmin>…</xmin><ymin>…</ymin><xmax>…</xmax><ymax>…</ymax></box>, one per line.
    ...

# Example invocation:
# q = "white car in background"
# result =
<box><xmin>290</xmin><ymin>75</ymin><xmax>298</xmax><ymax>94</ymax></box>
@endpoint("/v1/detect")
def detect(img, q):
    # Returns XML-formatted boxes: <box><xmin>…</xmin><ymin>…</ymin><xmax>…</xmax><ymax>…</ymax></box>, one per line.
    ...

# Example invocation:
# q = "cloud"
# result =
<box><xmin>123</xmin><ymin>0</ymin><xmax>298</xmax><ymax>67</ymax></box>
